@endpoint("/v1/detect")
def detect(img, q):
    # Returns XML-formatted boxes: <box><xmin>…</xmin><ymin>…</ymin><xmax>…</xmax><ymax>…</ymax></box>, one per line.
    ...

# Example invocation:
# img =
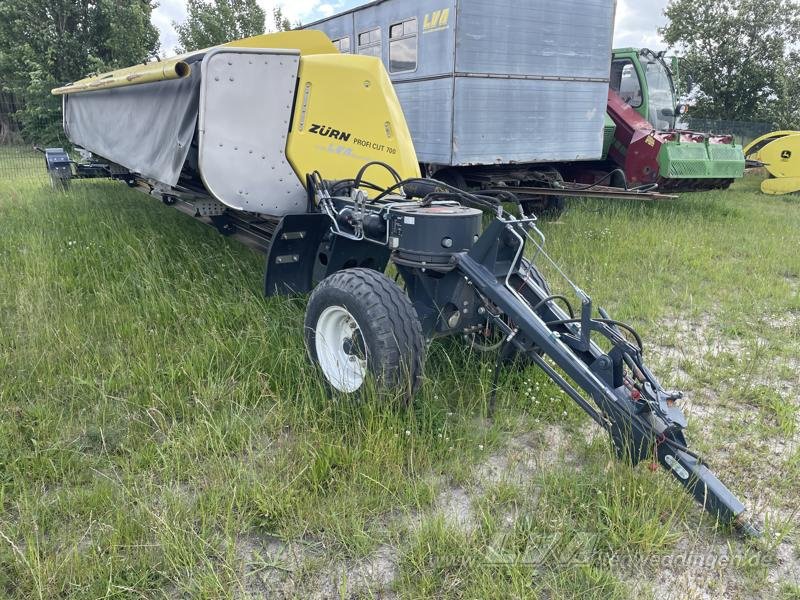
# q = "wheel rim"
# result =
<box><xmin>315</xmin><ymin>305</ymin><xmax>367</xmax><ymax>393</ymax></box>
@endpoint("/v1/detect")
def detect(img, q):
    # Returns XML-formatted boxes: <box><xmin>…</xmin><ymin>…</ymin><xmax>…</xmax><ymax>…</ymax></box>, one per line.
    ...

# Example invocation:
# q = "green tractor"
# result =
<box><xmin>597</xmin><ymin>48</ymin><xmax>745</xmax><ymax>191</ymax></box>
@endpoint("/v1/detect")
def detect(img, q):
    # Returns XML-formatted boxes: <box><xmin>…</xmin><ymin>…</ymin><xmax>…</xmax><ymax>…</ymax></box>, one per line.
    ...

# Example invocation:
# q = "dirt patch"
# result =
<box><xmin>762</xmin><ymin>310</ymin><xmax>800</xmax><ymax>331</ymax></box>
<box><xmin>649</xmin><ymin>313</ymin><xmax>749</xmax><ymax>368</ymax></box>
<box><xmin>236</xmin><ymin>533</ymin><xmax>311</xmax><ymax>598</ymax></box>
<box><xmin>636</xmin><ymin>312</ymin><xmax>800</xmax><ymax>598</ymax></box>
<box><xmin>475</xmin><ymin>424</ymin><xmax>577</xmax><ymax>486</ymax></box>
<box><xmin>236</xmin><ymin>533</ymin><xmax>399</xmax><ymax>599</ymax></box>
<box><xmin>621</xmin><ymin>529</ymin><xmax>800</xmax><ymax>600</ymax></box>
<box><xmin>348</xmin><ymin>544</ymin><xmax>399</xmax><ymax>593</ymax></box>
<box><xmin>436</xmin><ymin>486</ymin><xmax>475</xmax><ymax>532</ymax></box>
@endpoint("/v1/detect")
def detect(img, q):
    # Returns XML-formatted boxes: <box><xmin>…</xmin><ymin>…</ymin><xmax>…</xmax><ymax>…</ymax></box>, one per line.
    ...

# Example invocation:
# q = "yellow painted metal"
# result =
<box><xmin>757</xmin><ymin>134</ymin><xmax>800</xmax><ymax>195</ymax></box>
<box><xmin>52</xmin><ymin>30</ymin><xmax>336</xmax><ymax>96</ymax></box>
<box><xmin>286</xmin><ymin>54</ymin><xmax>420</xmax><ymax>191</ymax></box>
<box><xmin>51</xmin><ymin>59</ymin><xmax>193</xmax><ymax>95</ymax></box>
<box><xmin>222</xmin><ymin>30</ymin><xmax>336</xmax><ymax>54</ymax></box>
<box><xmin>759</xmin><ymin>134</ymin><xmax>800</xmax><ymax>178</ymax></box>
<box><xmin>743</xmin><ymin>130</ymin><xmax>800</xmax><ymax>160</ymax></box>
<box><xmin>761</xmin><ymin>177</ymin><xmax>800</xmax><ymax>195</ymax></box>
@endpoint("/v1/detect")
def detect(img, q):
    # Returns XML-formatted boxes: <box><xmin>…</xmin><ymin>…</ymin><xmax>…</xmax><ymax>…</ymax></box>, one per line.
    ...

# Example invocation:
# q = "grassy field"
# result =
<box><xmin>0</xmin><ymin>160</ymin><xmax>798</xmax><ymax>598</ymax></box>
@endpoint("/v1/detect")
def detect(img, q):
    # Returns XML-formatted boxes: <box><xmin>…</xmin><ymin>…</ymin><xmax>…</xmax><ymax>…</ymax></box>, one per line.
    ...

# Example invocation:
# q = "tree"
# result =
<box><xmin>768</xmin><ymin>52</ymin><xmax>800</xmax><ymax>129</ymax></box>
<box><xmin>660</xmin><ymin>0</ymin><xmax>800</xmax><ymax>124</ymax></box>
<box><xmin>272</xmin><ymin>7</ymin><xmax>292</xmax><ymax>32</ymax></box>
<box><xmin>175</xmin><ymin>0</ymin><xmax>266</xmax><ymax>53</ymax></box>
<box><xmin>0</xmin><ymin>0</ymin><xmax>160</xmax><ymax>144</ymax></box>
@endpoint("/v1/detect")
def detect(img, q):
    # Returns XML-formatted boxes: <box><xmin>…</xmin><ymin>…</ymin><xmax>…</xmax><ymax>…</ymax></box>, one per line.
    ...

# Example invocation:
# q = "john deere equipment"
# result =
<box><xmin>45</xmin><ymin>31</ymin><xmax>758</xmax><ymax>537</ymax></box>
<box><xmin>744</xmin><ymin>131</ymin><xmax>800</xmax><ymax>195</ymax></box>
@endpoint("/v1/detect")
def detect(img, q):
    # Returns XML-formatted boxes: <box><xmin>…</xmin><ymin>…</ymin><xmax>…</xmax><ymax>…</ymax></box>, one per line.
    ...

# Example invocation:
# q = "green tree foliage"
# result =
<box><xmin>769</xmin><ymin>52</ymin><xmax>800</xmax><ymax>129</ymax></box>
<box><xmin>273</xmin><ymin>7</ymin><xmax>290</xmax><ymax>31</ymax></box>
<box><xmin>661</xmin><ymin>0</ymin><xmax>800</xmax><ymax>126</ymax></box>
<box><xmin>175</xmin><ymin>0</ymin><xmax>266</xmax><ymax>53</ymax></box>
<box><xmin>272</xmin><ymin>7</ymin><xmax>296</xmax><ymax>32</ymax></box>
<box><xmin>0</xmin><ymin>0</ymin><xmax>159</xmax><ymax>144</ymax></box>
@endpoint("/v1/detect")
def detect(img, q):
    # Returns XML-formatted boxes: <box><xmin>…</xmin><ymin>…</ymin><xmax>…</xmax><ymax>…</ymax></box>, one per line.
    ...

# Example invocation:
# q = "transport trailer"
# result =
<box><xmin>46</xmin><ymin>31</ymin><xmax>758</xmax><ymax>536</ymax></box>
<box><xmin>305</xmin><ymin>0</ymin><xmax>619</xmax><ymax>213</ymax></box>
<box><xmin>305</xmin><ymin>3</ymin><xmax>744</xmax><ymax>205</ymax></box>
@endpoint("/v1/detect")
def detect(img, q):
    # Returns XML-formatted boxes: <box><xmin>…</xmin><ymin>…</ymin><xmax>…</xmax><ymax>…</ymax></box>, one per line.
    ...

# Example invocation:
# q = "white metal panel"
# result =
<box><xmin>394</xmin><ymin>78</ymin><xmax>454</xmax><ymax>164</ymax></box>
<box><xmin>452</xmin><ymin>78</ymin><xmax>608</xmax><ymax>165</ymax></box>
<box><xmin>198</xmin><ymin>47</ymin><xmax>305</xmax><ymax>215</ymax></box>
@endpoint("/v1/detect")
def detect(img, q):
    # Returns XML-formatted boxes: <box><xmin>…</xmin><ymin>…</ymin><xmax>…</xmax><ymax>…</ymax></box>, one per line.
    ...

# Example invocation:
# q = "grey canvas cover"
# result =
<box><xmin>63</xmin><ymin>64</ymin><xmax>202</xmax><ymax>186</ymax></box>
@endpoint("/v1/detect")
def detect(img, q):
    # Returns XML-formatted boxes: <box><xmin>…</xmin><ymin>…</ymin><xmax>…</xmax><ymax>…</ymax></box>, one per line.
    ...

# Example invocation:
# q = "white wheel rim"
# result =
<box><xmin>315</xmin><ymin>305</ymin><xmax>367</xmax><ymax>393</ymax></box>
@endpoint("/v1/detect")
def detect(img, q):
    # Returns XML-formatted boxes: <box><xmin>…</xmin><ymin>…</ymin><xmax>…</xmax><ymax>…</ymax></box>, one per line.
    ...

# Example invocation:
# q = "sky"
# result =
<box><xmin>152</xmin><ymin>0</ymin><xmax>670</xmax><ymax>57</ymax></box>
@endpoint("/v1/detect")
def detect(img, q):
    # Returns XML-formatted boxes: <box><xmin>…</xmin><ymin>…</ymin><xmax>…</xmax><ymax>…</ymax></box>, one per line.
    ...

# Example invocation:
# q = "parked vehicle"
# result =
<box><xmin>603</xmin><ymin>48</ymin><xmax>745</xmax><ymax>191</ymax></box>
<box><xmin>306</xmin><ymin>2</ymin><xmax>745</xmax><ymax>202</ymax></box>
<box><xmin>743</xmin><ymin>130</ymin><xmax>800</xmax><ymax>195</ymax></box>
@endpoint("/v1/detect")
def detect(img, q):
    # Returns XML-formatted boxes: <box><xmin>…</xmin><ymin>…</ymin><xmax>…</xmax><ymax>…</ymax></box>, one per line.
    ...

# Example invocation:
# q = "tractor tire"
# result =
<box><xmin>540</xmin><ymin>195</ymin><xmax>566</xmax><ymax>218</ymax></box>
<box><xmin>305</xmin><ymin>268</ymin><xmax>425</xmax><ymax>399</ymax></box>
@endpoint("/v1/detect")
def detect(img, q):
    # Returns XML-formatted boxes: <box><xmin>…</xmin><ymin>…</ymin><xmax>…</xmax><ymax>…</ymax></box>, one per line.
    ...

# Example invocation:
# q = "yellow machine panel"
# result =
<box><xmin>286</xmin><ymin>54</ymin><xmax>420</xmax><ymax>191</ymax></box>
<box><xmin>223</xmin><ymin>30</ymin><xmax>336</xmax><ymax>54</ymax></box>
<box><xmin>757</xmin><ymin>134</ymin><xmax>800</xmax><ymax>195</ymax></box>
<box><xmin>759</xmin><ymin>134</ymin><xmax>800</xmax><ymax>179</ymax></box>
<box><xmin>743</xmin><ymin>131</ymin><xmax>800</xmax><ymax>195</ymax></box>
<box><xmin>743</xmin><ymin>130</ymin><xmax>800</xmax><ymax>162</ymax></box>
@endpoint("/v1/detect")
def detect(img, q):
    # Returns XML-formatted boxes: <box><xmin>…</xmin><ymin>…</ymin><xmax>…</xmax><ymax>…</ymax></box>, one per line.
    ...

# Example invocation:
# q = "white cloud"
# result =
<box><xmin>151</xmin><ymin>0</ymin><xmax>187</xmax><ymax>54</ymax></box>
<box><xmin>317</xmin><ymin>4</ymin><xmax>336</xmax><ymax>17</ymax></box>
<box><xmin>612</xmin><ymin>0</ymin><xmax>668</xmax><ymax>50</ymax></box>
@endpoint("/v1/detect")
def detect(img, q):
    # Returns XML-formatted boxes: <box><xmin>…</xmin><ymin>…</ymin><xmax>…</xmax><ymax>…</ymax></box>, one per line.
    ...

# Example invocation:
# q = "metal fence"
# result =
<box><xmin>683</xmin><ymin>118</ymin><xmax>776</xmax><ymax>147</ymax></box>
<box><xmin>0</xmin><ymin>88</ymin><xmax>63</xmax><ymax>183</ymax></box>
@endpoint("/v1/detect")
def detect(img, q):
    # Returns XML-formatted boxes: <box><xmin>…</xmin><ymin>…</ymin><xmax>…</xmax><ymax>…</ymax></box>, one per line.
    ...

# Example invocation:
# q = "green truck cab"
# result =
<box><xmin>603</xmin><ymin>48</ymin><xmax>745</xmax><ymax>191</ymax></box>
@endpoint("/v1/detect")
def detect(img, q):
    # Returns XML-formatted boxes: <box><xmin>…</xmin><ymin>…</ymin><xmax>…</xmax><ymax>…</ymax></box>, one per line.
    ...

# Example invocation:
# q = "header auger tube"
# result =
<box><xmin>297</xmin><ymin>167</ymin><xmax>759</xmax><ymax>536</ymax></box>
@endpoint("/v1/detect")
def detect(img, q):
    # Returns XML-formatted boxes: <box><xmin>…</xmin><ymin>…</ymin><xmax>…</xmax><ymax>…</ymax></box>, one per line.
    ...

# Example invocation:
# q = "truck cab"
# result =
<box><xmin>610</xmin><ymin>47</ymin><xmax>680</xmax><ymax>130</ymax></box>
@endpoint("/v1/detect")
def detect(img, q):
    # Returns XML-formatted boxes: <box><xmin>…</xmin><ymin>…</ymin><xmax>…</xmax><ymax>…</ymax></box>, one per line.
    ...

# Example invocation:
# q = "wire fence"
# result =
<box><xmin>0</xmin><ymin>144</ymin><xmax>50</xmax><ymax>184</ymax></box>
<box><xmin>0</xmin><ymin>88</ymin><xmax>65</xmax><ymax>183</ymax></box>
<box><xmin>683</xmin><ymin>118</ymin><xmax>776</xmax><ymax>147</ymax></box>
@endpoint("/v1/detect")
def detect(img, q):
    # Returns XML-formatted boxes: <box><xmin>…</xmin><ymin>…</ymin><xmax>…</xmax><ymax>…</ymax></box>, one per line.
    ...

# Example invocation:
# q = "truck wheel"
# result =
<box><xmin>521</xmin><ymin>168</ymin><xmax>565</xmax><ymax>219</ymax></box>
<box><xmin>304</xmin><ymin>268</ymin><xmax>425</xmax><ymax>398</ymax></box>
<box><xmin>540</xmin><ymin>195</ymin><xmax>566</xmax><ymax>217</ymax></box>
<box><xmin>433</xmin><ymin>168</ymin><xmax>467</xmax><ymax>190</ymax></box>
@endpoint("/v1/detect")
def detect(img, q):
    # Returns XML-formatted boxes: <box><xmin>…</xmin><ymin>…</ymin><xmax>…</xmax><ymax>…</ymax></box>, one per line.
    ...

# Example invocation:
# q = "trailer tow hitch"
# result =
<box><xmin>302</xmin><ymin>172</ymin><xmax>759</xmax><ymax>536</ymax></box>
<box><xmin>451</xmin><ymin>216</ymin><xmax>760</xmax><ymax>537</ymax></box>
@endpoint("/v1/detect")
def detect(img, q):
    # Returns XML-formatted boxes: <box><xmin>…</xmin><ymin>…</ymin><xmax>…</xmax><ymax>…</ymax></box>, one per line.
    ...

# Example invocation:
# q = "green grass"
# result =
<box><xmin>0</xmin><ymin>145</ymin><xmax>48</xmax><ymax>183</ymax></box>
<box><xmin>0</xmin><ymin>171</ymin><xmax>798</xmax><ymax>598</ymax></box>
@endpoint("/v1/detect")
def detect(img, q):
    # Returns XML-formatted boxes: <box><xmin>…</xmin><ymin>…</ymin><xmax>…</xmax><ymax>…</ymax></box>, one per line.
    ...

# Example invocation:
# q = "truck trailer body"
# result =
<box><xmin>305</xmin><ymin>0</ymin><xmax>614</xmax><ymax>197</ymax></box>
<box><xmin>307</xmin><ymin>3</ymin><xmax>744</xmax><ymax>196</ymax></box>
